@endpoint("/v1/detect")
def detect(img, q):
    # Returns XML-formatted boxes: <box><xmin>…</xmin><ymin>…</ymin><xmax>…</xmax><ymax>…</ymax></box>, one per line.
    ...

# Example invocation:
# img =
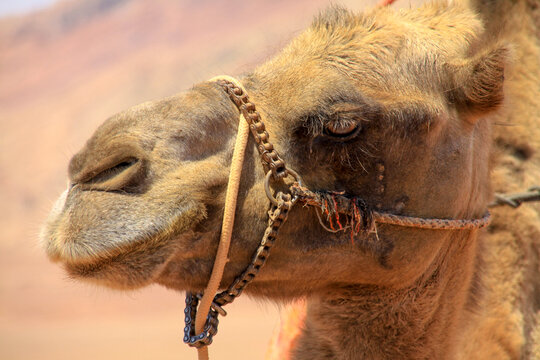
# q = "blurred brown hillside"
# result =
<box><xmin>0</xmin><ymin>0</ymin><xmax>412</xmax><ymax>359</ymax></box>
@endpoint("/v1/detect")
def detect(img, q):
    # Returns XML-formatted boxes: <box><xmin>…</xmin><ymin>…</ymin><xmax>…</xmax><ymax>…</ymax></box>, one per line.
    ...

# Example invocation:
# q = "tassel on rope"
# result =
<box><xmin>292</xmin><ymin>184</ymin><xmax>375</xmax><ymax>240</ymax></box>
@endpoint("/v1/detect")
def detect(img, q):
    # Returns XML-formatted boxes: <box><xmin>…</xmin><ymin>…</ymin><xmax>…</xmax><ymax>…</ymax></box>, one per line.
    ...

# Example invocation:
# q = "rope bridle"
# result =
<box><xmin>183</xmin><ymin>76</ymin><xmax>538</xmax><ymax>359</ymax></box>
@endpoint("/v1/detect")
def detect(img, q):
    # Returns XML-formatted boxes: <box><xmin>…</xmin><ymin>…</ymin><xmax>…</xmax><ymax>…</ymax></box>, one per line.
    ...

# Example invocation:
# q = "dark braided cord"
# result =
<box><xmin>184</xmin><ymin>192</ymin><xmax>293</xmax><ymax>348</ymax></box>
<box><xmin>216</xmin><ymin>79</ymin><xmax>289</xmax><ymax>180</ymax></box>
<box><xmin>183</xmin><ymin>76</ymin><xmax>297</xmax><ymax>350</ymax></box>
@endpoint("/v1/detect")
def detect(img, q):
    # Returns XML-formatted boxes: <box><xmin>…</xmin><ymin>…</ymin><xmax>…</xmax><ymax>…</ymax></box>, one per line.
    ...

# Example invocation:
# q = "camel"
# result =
<box><xmin>41</xmin><ymin>0</ymin><xmax>540</xmax><ymax>359</ymax></box>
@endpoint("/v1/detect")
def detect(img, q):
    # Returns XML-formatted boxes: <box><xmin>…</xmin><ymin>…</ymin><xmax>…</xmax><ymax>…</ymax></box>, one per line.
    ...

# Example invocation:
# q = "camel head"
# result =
<box><xmin>42</xmin><ymin>3</ymin><xmax>507</xmax><ymax>299</ymax></box>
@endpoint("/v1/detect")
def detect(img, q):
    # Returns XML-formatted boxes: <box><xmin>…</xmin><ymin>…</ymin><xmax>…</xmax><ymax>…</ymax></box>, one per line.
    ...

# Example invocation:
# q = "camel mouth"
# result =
<box><xmin>44</xmin><ymin>227</ymin><xmax>153</xmax><ymax>266</ymax></box>
<box><xmin>42</xmin><ymin>183</ymin><xmax>207</xmax><ymax>272</ymax></box>
<box><xmin>43</xmin><ymin>207</ymin><xmax>198</xmax><ymax>266</ymax></box>
<box><xmin>59</xmin><ymin>228</ymin><xmax>222</xmax><ymax>290</ymax></box>
<box><xmin>59</xmin><ymin>238</ymin><xmax>179</xmax><ymax>289</ymax></box>
<box><xmin>43</xmin><ymin>212</ymin><xmax>202</xmax><ymax>289</ymax></box>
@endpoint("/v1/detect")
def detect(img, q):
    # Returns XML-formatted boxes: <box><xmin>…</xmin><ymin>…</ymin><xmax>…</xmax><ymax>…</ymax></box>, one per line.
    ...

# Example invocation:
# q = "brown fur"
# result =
<box><xmin>41</xmin><ymin>1</ymin><xmax>540</xmax><ymax>359</ymax></box>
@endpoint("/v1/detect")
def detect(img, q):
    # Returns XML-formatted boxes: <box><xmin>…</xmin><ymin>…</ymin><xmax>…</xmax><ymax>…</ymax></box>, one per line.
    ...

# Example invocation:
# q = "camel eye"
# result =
<box><xmin>323</xmin><ymin>121</ymin><xmax>360</xmax><ymax>139</ymax></box>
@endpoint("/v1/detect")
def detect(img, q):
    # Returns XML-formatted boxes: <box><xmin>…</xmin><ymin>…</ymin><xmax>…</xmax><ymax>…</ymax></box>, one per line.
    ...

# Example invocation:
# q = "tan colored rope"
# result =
<box><xmin>373</xmin><ymin>211</ymin><xmax>491</xmax><ymax>230</ymax></box>
<box><xmin>194</xmin><ymin>76</ymin><xmax>251</xmax><ymax>360</ymax></box>
<box><xmin>291</xmin><ymin>184</ymin><xmax>491</xmax><ymax>233</ymax></box>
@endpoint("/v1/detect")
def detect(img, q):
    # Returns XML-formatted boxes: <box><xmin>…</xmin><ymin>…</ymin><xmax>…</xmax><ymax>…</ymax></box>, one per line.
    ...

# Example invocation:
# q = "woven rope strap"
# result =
<box><xmin>373</xmin><ymin>211</ymin><xmax>491</xmax><ymax>230</ymax></box>
<box><xmin>291</xmin><ymin>184</ymin><xmax>491</xmax><ymax>232</ymax></box>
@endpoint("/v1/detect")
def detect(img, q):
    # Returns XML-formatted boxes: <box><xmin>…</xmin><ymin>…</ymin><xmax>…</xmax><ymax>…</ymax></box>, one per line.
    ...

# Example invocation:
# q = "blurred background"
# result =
<box><xmin>0</xmin><ymin>0</ymin><xmax>422</xmax><ymax>359</ymax></box>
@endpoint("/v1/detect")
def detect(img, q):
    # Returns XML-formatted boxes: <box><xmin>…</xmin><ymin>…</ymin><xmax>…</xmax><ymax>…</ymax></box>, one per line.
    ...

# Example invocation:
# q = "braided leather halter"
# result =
<box><xmin>183</xmin><ymin>77</ymin><xmax>492</xmax><ymax>359</ymax></box>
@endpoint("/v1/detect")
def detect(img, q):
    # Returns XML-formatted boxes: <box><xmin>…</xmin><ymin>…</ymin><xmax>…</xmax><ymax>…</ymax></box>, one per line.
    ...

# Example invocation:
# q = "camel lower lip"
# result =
<box><xmin>59</xmin><ymin>237</ymin><xmax>181</xmax><ymax>289</ymax></box>
<box><xmin>45</xmin><ymin>236</ymin><xmax>128</xmax><ymax>266</ymax></box>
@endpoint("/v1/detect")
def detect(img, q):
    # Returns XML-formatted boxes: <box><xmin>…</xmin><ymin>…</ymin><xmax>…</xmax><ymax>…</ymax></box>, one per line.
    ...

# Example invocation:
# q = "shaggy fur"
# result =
<box><xmin>42</xmin><ymin>1</ymin><xmax>539</xmax><ymax>359</ymax></box>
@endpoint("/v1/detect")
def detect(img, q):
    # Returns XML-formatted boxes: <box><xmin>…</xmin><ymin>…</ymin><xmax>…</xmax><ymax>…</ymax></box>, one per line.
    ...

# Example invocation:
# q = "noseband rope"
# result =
<box><xmin>183</xmin><ymin>76</ymin><xmax>495</xmax><ymax>359</ymax></box>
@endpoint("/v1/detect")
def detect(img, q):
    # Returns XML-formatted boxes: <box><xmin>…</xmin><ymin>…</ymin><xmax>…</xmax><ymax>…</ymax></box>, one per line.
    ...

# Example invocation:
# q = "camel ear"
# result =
<box><xmin>448</xmin><ymin>46</ymin><xmax>509</xmax><ymax>120</ymax></box>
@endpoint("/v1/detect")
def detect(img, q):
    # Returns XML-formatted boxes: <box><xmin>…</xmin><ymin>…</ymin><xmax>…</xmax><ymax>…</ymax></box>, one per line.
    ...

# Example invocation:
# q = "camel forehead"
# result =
<box><xmin>308</xmin><ymin>4</ymin><xmax>483</xmax><ymax>58</ymax></box>
<box><xmin>261</xmin><ymin>4</ymin><xmax>483</xmax><ymax>97</ymax></box>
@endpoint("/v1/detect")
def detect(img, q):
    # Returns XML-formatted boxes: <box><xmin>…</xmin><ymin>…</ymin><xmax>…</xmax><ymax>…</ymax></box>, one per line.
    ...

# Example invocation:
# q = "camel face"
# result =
<box><xmin>43</xmin><ymin>4</ymin><xmax>505</xmax><ymax>296</ymax></box>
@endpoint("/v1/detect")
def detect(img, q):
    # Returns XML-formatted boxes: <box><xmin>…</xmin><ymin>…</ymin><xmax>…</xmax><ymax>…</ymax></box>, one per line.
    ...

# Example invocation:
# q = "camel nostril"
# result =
<box><xmin>88</xmin><ymin>159</ymin><xmax>137</xmax><ymax>183</ymax></box>
<box><xmin>76</xmin><ymin>157</ymin><xmax>146</xmax><ymax>193</ymax></box>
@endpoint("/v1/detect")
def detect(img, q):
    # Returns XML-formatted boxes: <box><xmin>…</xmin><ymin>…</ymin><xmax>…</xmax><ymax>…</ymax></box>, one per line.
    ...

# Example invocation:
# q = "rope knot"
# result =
<box><xmin>290</xmin><ymin>184</ymin><xmax>375</xmax><ymax>241</ymax></box>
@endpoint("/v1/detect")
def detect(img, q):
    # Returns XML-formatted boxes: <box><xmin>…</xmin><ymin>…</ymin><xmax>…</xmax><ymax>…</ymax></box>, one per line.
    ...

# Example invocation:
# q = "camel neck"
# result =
<box><xmin>292</xmin><ymin>232</ymin><xmax>480</xmax><ymax>360</ymax></box>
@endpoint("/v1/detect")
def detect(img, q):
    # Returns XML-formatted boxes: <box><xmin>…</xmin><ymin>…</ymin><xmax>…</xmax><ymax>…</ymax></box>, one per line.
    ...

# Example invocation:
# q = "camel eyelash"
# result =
<box><xmin>323</xmin><ymin>120</ymin><xmax>362</xmax><ymax>139</ymax></box>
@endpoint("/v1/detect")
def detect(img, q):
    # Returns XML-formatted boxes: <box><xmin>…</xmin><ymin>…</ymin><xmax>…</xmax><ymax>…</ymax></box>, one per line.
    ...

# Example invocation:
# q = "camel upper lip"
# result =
<box><xmin>43</xmin><ymin>223</ymin><xmax>140</xmax><ymax>265</ymax></box>
<box><xmin>42</xmin><ymin>187</ymin><xmax>200</xmax><ymax>266</ymax></box>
